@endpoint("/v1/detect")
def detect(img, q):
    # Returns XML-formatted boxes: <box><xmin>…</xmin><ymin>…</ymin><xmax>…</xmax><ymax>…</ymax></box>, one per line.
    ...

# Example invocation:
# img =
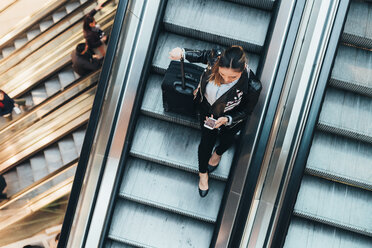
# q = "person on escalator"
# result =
<box><xmin>71</xmin><ymin>43</ymin><xmax>103</xmax><ymax>76</ymax></box>
<box><xmin>0</xmin><ymin>174</ymin><xmax>7</xmax><ymax>201</ymax></box>
<box><xmin>169</xmin><ymin>45</ymin><xmax>262</xmax><ymax>197</ymax></box>
<box><xmin>0</xmin><ymin>89</ymin><xmax>26</xmax><ymax>121</ymax></box>
<box><xmin>83</xmin><ymin>2</ymin><xmax>108</xmax><ymax>58</ymax></box>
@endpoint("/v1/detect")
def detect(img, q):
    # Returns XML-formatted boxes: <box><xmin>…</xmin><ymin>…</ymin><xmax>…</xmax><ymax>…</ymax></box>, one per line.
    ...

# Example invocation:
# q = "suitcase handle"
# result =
<box><xmin>173</xmin><ymin>81</ymin><xmax>196</xmax><ymax>95</ymax></box>
<box><xmin>180</xmin><ymin>57</ymin><xmax>186</xmax><ymax>89</ymax></box>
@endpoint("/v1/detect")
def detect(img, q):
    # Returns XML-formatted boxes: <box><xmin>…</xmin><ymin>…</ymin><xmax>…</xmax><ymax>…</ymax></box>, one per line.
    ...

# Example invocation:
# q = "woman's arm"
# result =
<box><xmin>169</xmin><ymin>47</ymin><xmax>215</xmax><ymax>64</ymax></box>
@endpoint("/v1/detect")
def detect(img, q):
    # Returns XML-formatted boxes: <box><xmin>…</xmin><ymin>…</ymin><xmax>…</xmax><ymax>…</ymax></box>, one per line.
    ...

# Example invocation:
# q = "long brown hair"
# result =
<box><xmin>208</xmin><ymin>45</ymin><xmax>247</xmax><ymax>86</ymax></box>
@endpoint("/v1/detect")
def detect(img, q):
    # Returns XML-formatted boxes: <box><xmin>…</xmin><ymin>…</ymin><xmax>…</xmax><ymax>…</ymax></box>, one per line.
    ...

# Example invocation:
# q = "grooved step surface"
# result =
<box><xmin>342</xmin><ymin>1</ymin><xmax>372</xmax><ymax>49</ymax></box>
<box><xmin>39</xmin><ymin>19</ymin><xmax>54</xmax><ymax>32</ymax></box>
<box><xmin>44</xmin><ymin>77</ymin><xmax>62</xmax><ymax>96</ymax></box>
<box><xmin>31</xmin><ymin>86</ymin><xmax>48</xmax><ymax>105</ymax></box>
<box><xmin>109</xmin><ymin>200</ymin><xmax>214</xmax><ymax>248</ymax></box>
<box><xmin>105</xmin><ymin>240</ymin><xmax>135</xmax><ymax>248</ymax></box>
<box><xmin>164</xmin><ymin>0</ymin><xmax>271</xmax><ymax>53</ymax></box>
<box><xmin>58</xmin><ymin>69</ymin><xmax>76</xmax><ymax>89</ymax></box>
<box><xmin>16</xmin><ymin>162</ymin><xmax>34</xmax><ymax>190</ymax></box>
<box><xmin>72</xmin><ymin>129</ymin><xmax>86</xmax><ymax>154</ymax></box>
<box><xmin>14</xmin><ymin>37</ymin><xmax>28</xmax><ymax>49</ymax></box>
<box><xmin>29</xmin><ymin>155</ymin><xmax>49</xmax><ymax>181</ymax></box>
<box><xmin>319</xmin><ymin>87</ymin><xmax>372</xmax><ymax>142</ymax></box>
<box><xmin>152</xmin><ymin>32</ymin><xmax>260</xmax><ymax>75</ymax></box>
<box><xmin>52</xmin><ymin>10</ymin><xmax>67</xmax><ymax>23</ymax></box>
<box><xmin>284</xmin><ymin>217</ymin><xmax>372</xmax><ymax>248</ymax></box>
<box><xmin>141</xmin><ymin>73</ymin><xmax>199</xmax><ymax>129</ymax></box>
<box><xmin>29</xmin><ymin>154</ymin><xmax>52</xmax><ymax>194</ymax></box>
<box><xmin>44</xmin><ymin>146</ymin><xmax>63</xmax><ymax>173</ymax></box>
<box><xmin>226</xmin><ymin>0</ymin><xmax>275</xmax><ymax>10</ymax></box>
<box><xmin>130</xmin><ymin>115</ymin><xmax>234</xmax><ymax>180</ymax></box>
<box><xmin>26</xmin><ymin>28</ymin><xmax>41</xmax><ymax>40</ymax></box>
<box><xmin>294</xmin><ymin>175</ymin><xmax>372</xmax><ymax>236</ymax></box>
<box><xmin>120</xmin><ymin>157</ymin><xmax>224</xmax><ymax>222</ymax></box>
<box><xmin>2</xmin><ymin>46</ymin><xmax>15</xmax><ymax>57</ymax></box>
<box><xmin>3</xmin><ymin>170</ymin><xmax>20</xmax><ymax>196</ymax></box>
<box><xmin>330</xmin><ymin>45</ymin><xmax>372</xmax><ymax>96</ymax></box>
<box><xmin>58</xmin><ymin>137</ymin><xmax>78</xmax><ymax>164</ymax></box>
<box><xmin>307</xmin><ymin>132</ymin><xmax>372</xmax><ymax>190</ymax></box>
<box><xmin>65</xmin><ymin>1</ymin><xmax>80</xmax><ymax>13</ymax></box>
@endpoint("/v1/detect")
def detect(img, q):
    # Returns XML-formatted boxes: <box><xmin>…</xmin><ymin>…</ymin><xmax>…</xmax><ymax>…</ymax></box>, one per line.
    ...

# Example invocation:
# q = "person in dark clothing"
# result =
<box><xmin>0</xmin><ymin>89</ymin><xmax>25</xmax><ymax>120</ymax></box>
<box><xmin>71</xmin><ymin>43</ymin><xmax>103</xmax><ymax>76</ymax></box>
<box><xmin>0</xmin><ymin>174</ymin><xmax>7</xmax><ymax>200</ymax></box>
<box><xmin>83</xmin><ymin>3</ymin><xmax>108</xmax><ymax>58</ymax></box>
<box><xmin>0</xmin><ymin>90</ymin><xmax>14</xmax><ymax>116</ymax></box>
<box><xmin>169</xmin><ymin>46</ymin><xmax>262</xmax><ymax>197</ymax></box>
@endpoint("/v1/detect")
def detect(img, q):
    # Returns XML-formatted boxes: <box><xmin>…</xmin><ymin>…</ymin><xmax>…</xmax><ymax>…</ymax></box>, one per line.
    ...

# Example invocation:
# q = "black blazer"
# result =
<box><xmin>0</xmin><ymin>91</ymin><xmax>14</xmax><ymax>116</ymax></box>
<box><xmin>185</xmin><ymin>48</ymin><xmax>262</xmax><ymax>127</ymax></box>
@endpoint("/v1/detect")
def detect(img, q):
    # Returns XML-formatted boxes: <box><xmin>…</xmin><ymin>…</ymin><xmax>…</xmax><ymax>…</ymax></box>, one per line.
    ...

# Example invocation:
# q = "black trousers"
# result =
<box><xmin>0</xmin><ymin>175</ymin><xmax>6</xmax><ymax>193</ymax></box>
<box><xmin>198</xmin><ymin>116</ymin><xmax>243</xmax><ymax>173</ymax></box>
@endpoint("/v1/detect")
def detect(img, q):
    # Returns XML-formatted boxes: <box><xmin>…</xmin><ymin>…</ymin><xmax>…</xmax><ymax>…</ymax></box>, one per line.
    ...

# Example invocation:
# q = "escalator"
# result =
<box><xmin>283</xmin><ymin>1</ymin><xmax>372</xmax><ymax>246</ymax></box>
<box><xmin>0</xmin><ymin>0</ymin><xmax>88</xmax><ymax>60</ymax></box>
<box><xmin>93</xmin><ymin>0</ymin><xmax>277</xmax><ymax>246</ymax></box>
<box><xmin>0</xmin><ymin>1</ymin><xmax>118</xmax><ymax>232</ymax></box>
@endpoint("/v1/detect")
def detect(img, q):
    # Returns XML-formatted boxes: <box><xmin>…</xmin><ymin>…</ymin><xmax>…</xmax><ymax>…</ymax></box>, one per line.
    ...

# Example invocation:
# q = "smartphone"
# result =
<box><xmin>204</xmin><ymin>117</ymin><xmax>216</xmax><ymax>130</ymax></box>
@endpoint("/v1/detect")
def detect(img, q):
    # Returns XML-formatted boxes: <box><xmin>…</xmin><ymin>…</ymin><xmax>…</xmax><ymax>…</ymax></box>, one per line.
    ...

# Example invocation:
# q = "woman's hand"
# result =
<box><xmin>214</xmin><ymin>117</ymin><xmax>228</xmax><ymax>128</ymax></box>
<box><xmin>169</xmin><ymin>47</ymin><xmax>183</xmax><ymax>60</ymax></box>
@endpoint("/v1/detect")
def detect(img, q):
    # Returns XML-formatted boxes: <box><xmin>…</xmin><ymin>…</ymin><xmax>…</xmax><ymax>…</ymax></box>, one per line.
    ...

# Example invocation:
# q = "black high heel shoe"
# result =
<box><xmin>207</xmin><ymin>163</ymin><xmax>219</xmax><ymax>173</ymax></box>
<box><xmin>199</xmin><ymin>173</ymin><xmax>209</xmax><ymax>198</ymax></box>
<box><xmin>199</xmin><ymin>187</ymin><xmax>209</xmax><ymax>197</ymax></box>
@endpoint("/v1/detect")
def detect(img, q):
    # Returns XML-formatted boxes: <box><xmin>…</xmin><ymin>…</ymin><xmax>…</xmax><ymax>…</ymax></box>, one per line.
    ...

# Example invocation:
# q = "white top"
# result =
<box><xmin>204</xmin><ymin>78</ymin><xmax>239</xmax><ymax>105</ymax></box>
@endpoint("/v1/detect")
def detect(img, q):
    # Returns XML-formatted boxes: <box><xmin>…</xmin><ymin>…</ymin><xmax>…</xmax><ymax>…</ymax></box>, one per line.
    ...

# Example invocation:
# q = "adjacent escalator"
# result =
<box><xmin>283</xmin><ymin>1</ymin><xmax>372</xmax><ymax>247</ymax></box>
<box><xmin>103</xmin><ymin>0</ymin><xmax>276</xmax><ymax>246</ymax></box>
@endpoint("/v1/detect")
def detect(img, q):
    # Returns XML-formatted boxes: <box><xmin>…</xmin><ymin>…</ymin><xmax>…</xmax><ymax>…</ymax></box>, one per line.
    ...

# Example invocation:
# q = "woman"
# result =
<box><xmin>169</xmin><ymin>46</ymin><xmax>262</xmax><ymax>197</ymax></box>
<box><xmin>83</xmin><ymin>3</ymin><xmax>107</xmax><ymax>58</ymax></box>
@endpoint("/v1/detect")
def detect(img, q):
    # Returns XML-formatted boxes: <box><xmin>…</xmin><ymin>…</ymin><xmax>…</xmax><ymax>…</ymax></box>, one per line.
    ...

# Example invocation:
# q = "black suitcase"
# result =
<box><xmin>161</xmin><ymin>58</ymin><xmax>204</xmax><ymax>116</ymax></box>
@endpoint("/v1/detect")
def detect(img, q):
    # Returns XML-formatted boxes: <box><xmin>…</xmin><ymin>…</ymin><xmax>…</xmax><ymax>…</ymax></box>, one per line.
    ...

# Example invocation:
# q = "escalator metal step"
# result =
<box><xmin>293</xmin><ymin>175</ymin><xmax>372</xmax><ymax>237</ymax></box>
<box><xmin>130</xmin><ymin>115</ymin><xmax>234</xmax><ymax>181</ymax></box>
<box><xmin>330</xmin><ymin>45</ymin><xmax>372</xmax><ymax>97</ymax></box>
<box><xmin>72</xmin><ymin>128</ymin><xmax>86</xmax><ymax>153</ymax></box>
<box><xmin>342</xmin><ymin>1</ymin><xmax>372</xmax><ymax>49</ymax></box>
<box><xmin>152</xmin><ymin>32</ymin><xmax>260</xmax><ymax>75</ymax></box>
<box><xmin>2</xmin><ymin>170</ymin><xmax>20</xmax><ymax>196</ymax></box>
<box><xmin>44</xmin><ymin>77</ymin><xmax>62</xmax><ymax>96</ymax></box>
<box><xmin>284</xmin><ymin>217</ymin><xmax>372</xmax><ymax>248</ymax></box>
<box><xmin>29</xmin><ymin>154</ymin><xmax>53</xmax><ymax>193</ymax></box>
<box><xmin>52</xmin><ymin>10</ymin><xmax>68</xmax><ymax>23</ymax></box>
<box><xmin>58</xmin><ymin>68</ymin><xmax>77</xmax><ymax>89</ymax></box>
<box><xmin>57</xmin><ymin>136</ymin><xmax>78</xmax><ymax>165</ymax></box>
<box><xmin>44</xmin><ymin>145</ymin><xmax>64</xmax><ymax>185</ymax></box>
<box><xmin>318</xmin><ymin>87</ymin><xmax>372</xmax><ymax>144</ymax></box>
<box><xmin>65</xmin><ymin>1</ymin><xmax>81</xmax><ymax>14</ymax></box>
<box><xmin>141</xmin><ymin>73</ymin><xmax>199</xmax><ymax>129</ymax></box>
<box><xmin>105</xmin><ymin>240</ymin><xmax>135</xmax><ymax>248</ymax></box>
<box><xmin>14</xmin><ymin>37</ymin><xmax>28</xmax><ymax>49</ymax></box>
<box><xmin>163</xmin><ymin>0</ymin><xmax>271</xmax><ymax>53</ymax></box>
<box><xmin>26</xmin><ymin>28</ymin><xmax>41</xmax><ymax>41</ymax></box>
<box><xmin>307</xmin><ymin>132</ymin><xmax>372</xmax><ymax>190</ymax></box>
<box><xmin>120</xmin><ymin>157</ymin><xmax>225</xmax><ymax>223</ymax></box>
<box><xmin>226</xmin><ymin>0</ymin><xmax>275</xmax><ymax>10</ymax></box>
<box><xmin>108</xmin><ymin>200</ymin><xmax>214</xmax><ymax>248</ymax></box>
<box><xmin>31</xmin><ymin>85</ymin><xmax>48</xmax><ymax>105</ymax></box>
<box><xmin>2</xmin><ymin>46</ymin><xmax>15</xmax><ymax>58</ymax></box>
<box><xmin>39</xmin><ymin>19</ymin><xmax>54</xmax><ymax>32</ymax></box>
<box><xmin>16</xmin><ymin>162</ymin><xmax>34</xmax><ymax>192</ymax></box>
